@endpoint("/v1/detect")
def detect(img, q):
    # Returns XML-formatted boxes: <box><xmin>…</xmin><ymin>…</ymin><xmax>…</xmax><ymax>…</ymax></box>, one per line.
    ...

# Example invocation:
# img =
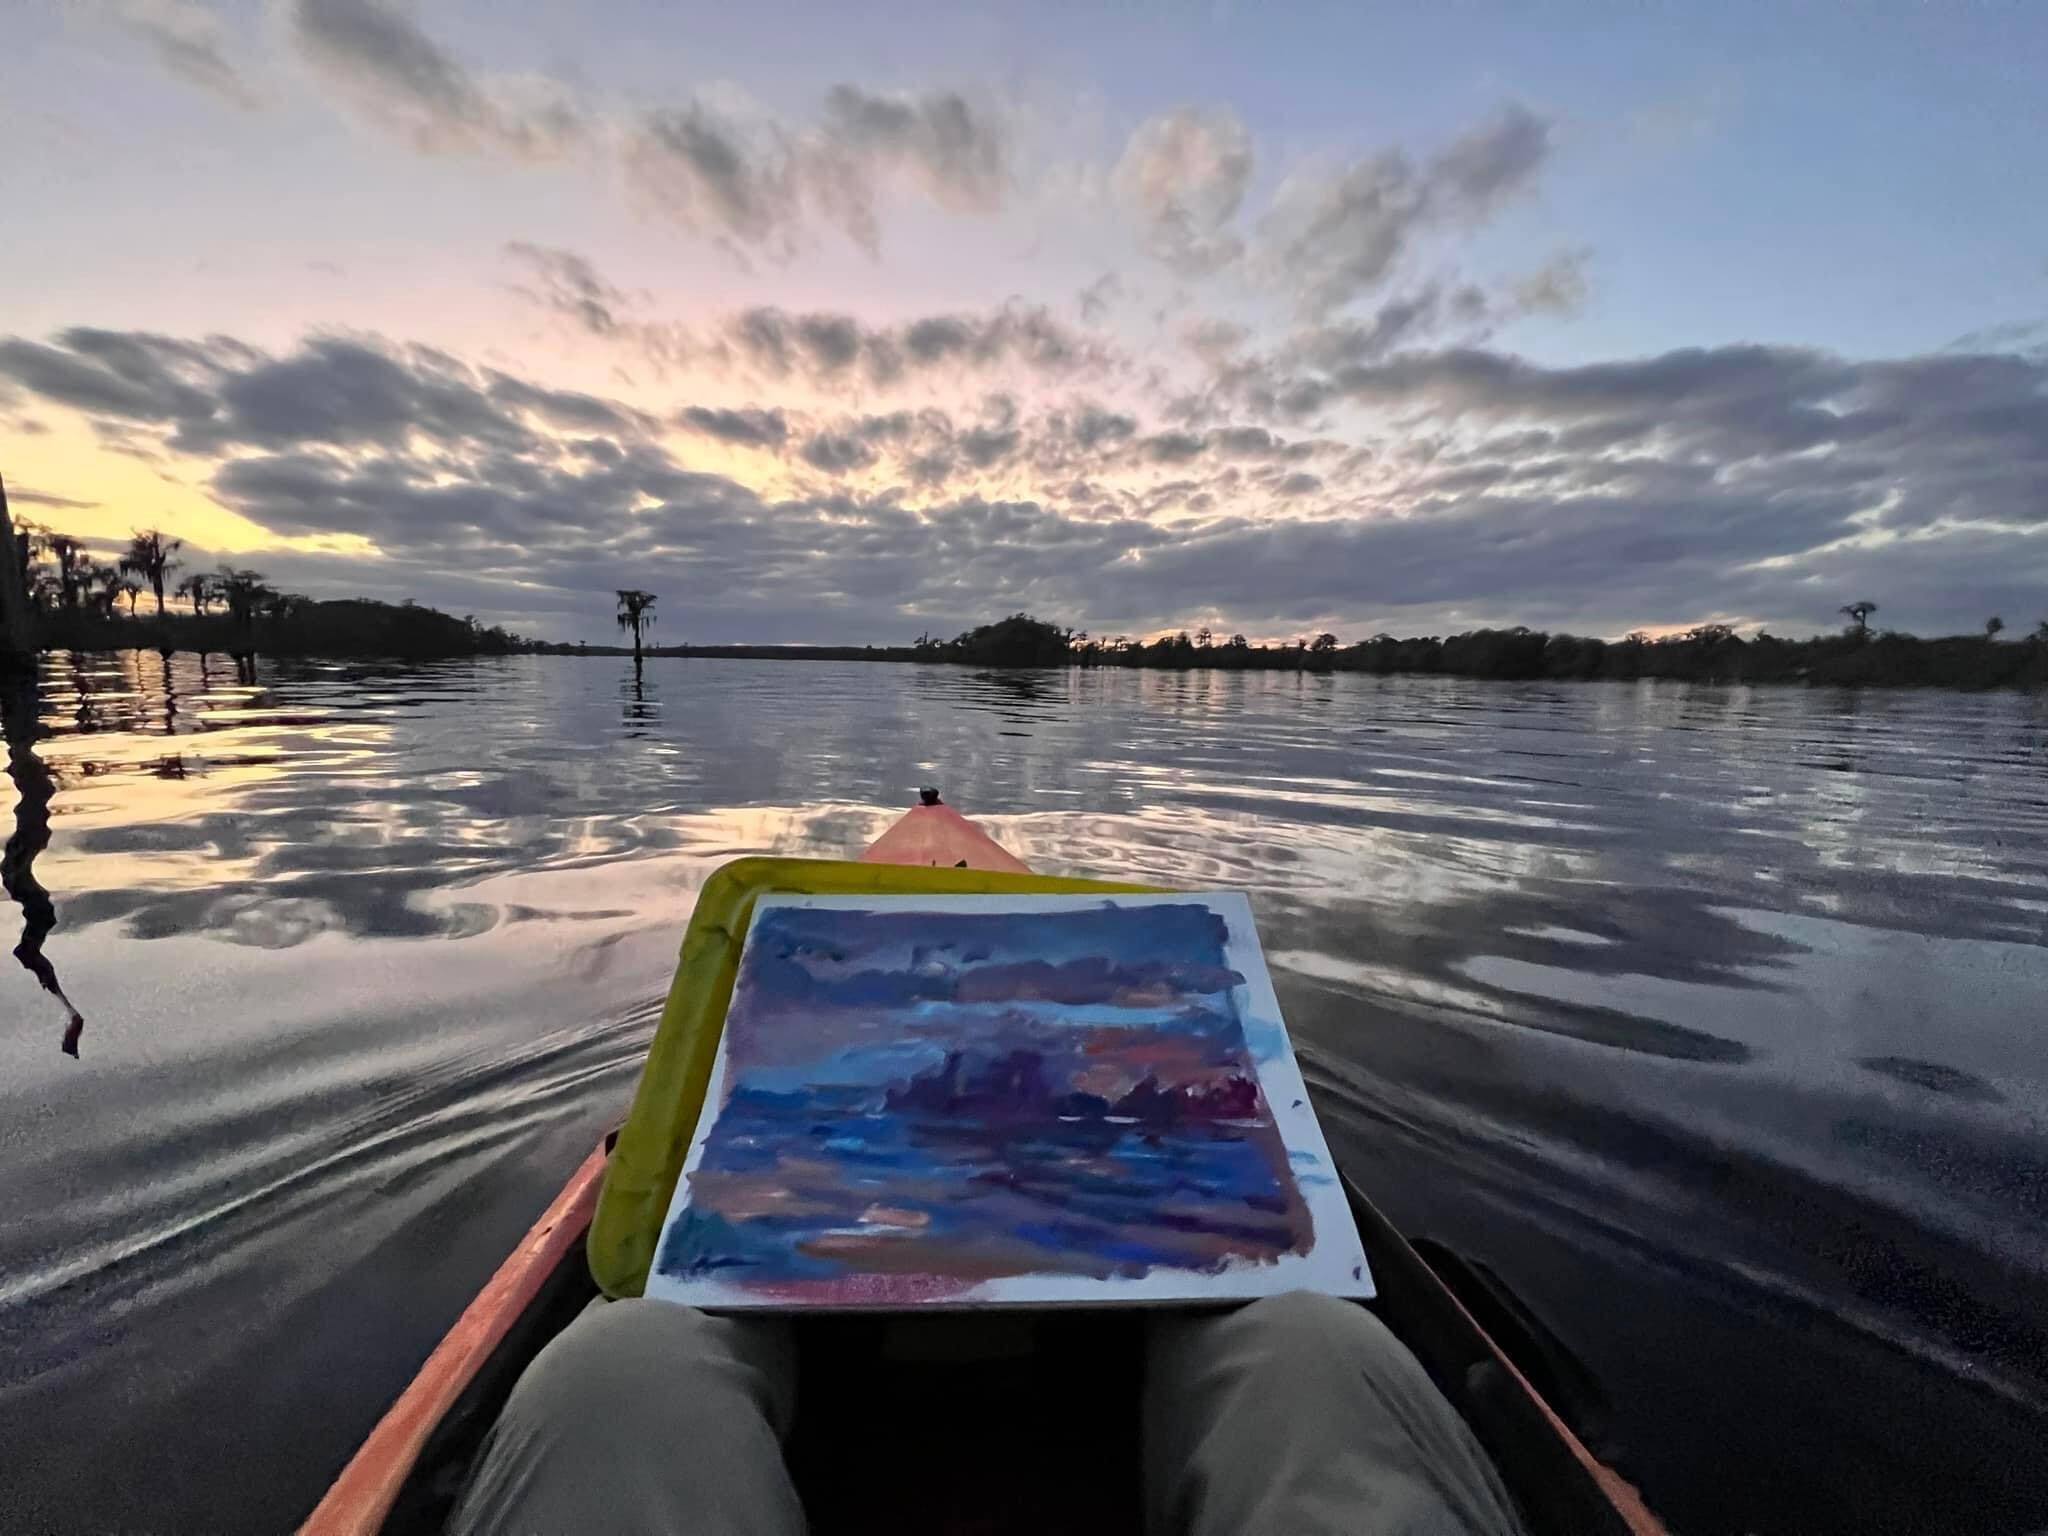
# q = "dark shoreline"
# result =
<box><xmin>17</xmin><ymin>635</ymin><xmax>2048</xmax><ymax>690</ymax></box>
<box><xmin>13</xmin><ymin>606</ymin><xmax>2047</xmax><ymax>689</ymax></box>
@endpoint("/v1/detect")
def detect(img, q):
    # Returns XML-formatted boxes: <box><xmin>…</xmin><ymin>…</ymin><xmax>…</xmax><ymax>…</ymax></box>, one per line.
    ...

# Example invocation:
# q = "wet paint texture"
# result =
<box><xmin>656</xmin><ymin>901</ymin><xmax>1314</xmax><ymax>1300</ymax></box>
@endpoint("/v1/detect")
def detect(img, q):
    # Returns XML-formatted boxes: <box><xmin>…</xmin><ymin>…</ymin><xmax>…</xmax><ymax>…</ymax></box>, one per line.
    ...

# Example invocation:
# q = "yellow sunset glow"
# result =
<box><xmin>11</xmin><ymin>418</ymin><xmax>262</xmax><ymax>553</ymax></box>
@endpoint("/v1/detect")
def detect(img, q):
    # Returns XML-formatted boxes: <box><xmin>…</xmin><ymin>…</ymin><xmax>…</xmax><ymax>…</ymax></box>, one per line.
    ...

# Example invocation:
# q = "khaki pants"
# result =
<box><xmin>450</xmin><ymin>1291</ymin><xmax>1525</xmax><ymax>1536</ymax></box>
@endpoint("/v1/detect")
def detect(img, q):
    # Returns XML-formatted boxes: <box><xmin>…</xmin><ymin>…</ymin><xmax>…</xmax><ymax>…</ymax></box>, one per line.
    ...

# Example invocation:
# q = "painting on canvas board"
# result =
<box><xmin>645</xmin><ymin>892</ymin><xmax>1372</xmax><ymax>1308</ymax></box>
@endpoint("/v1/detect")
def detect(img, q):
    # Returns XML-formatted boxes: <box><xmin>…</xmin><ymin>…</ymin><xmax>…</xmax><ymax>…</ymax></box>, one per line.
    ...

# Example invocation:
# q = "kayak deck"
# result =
<box><xmin>856</xmin><ymin>792</ymin><xmax>1032</xmax><ymax>873</ymax></box>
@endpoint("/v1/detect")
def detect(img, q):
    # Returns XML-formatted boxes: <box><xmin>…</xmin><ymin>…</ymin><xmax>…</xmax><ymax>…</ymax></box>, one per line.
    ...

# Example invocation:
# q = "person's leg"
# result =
<box><xmin>449</xmin><ymin>1298</ymin><xmax>805</xmax><ymax>1536</ymax></box>
<box><xmin>1144</xmin><ymin>1290</ymin><xmax>1525</xmax><ymax>1536</ymax></box>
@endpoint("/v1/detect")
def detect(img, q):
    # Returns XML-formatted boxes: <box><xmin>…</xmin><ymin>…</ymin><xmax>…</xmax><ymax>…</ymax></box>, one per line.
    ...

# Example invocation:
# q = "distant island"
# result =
<box><xmin>4</xmin><ymin>495</ymin><xmax>2043</xmax><ymax>687</ymax></box>
<box><xmin>30</xmin><ymin>594</ymin><xmax>531</xmax><ymax>659</ymax></box>
<box><xmin>567</xmin><ymin>611</ymin><xmax>2048</xmax><ymax>690</ymax></box>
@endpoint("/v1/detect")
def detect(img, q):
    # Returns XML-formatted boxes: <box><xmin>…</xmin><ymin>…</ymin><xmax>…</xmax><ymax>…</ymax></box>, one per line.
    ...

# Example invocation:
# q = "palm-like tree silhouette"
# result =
<box><xmin>120</xmin><ymin>530</ymin><xmax>183</xmax><ymax>615</ymax></box>
<box><xmin>616</xmin><ymin>589</ymin><xmax>658</xmax><ymax>658</ymax></box>
<box><xmin>1839</xmin><ymin>600</ymin><xmax>1879</xmax><ymax>637</ymax></box>
<box><xmin>175</xmin><ymin>572</ymin><xmax>215</xmax><ymax>615</ymax></box>
<box><xmin>216</xmin><ymin>567</ymin><xmax>274</xmax><ymax>628</ymax></box>
<box><xmin>1985</xmin><ymin>615</ymin><xmax>2004</xmax><ymax>640</ymax></box>
<box><xmin>39</xmin><ymin>532</ymin><xmax>91</xmax><ymax>610</ymax></box>
<box><xmin>89</xmin><ymin>564</ymin><xmax>125</xmax><ymax>617</ymax></box>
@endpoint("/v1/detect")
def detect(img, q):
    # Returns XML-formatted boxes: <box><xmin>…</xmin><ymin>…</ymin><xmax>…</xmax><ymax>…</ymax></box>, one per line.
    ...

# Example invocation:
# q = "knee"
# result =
<box><xmin>1237</xmin><ymin>1287</ymin><xmax>1363</xmax><ymax>1338</ymax></box>
<box><xmin>514</xmin><ymin>1298</ymin><xmax>759</xmax><ymax>1422</ymax></box>
<box><xmin>568</xmin><ymin>1295</ymin><xmax>700</xmax><ymax>1362</ymax></box>
<box><xmin>508</xmin><ymin>1299</ymin><xmax>681</xmax><ymax>1419</ymax></box>
<box><xmin>1228</xmin><ymin>1290</ymin><xmax>1411</xmax><ymax>1382</ymax></box>
<box><xmin>456</xmin><ymin>1305</ymin><xmax>805</xmax><ymax>1535</ymax></box>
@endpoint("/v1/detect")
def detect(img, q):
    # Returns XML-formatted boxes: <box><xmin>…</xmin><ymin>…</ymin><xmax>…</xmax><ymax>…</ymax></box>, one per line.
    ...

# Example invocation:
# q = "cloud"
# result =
<box><xmin>1312</xmin><ymin>345</ymin><xmax>2048</xmax><ymax>544</ymax></box>
<box><xmin>1210</xmin><ymin>426</ymin><xmax>1315</xmax><ymax>461</ymax></box>
<box><xmin>717</xmin><ymin>303</ymin><xmax>1114</xmax><ymax>386</ymax></box>
<box><xmin>958</xmin><ymin>422</ymin><xmax>1020</xmax><ymax>468</ymax></box>
<box><xmin>661</xmin><ymin>393</ymin><xmax>1323</xmax><ymax>497</ymax></box>
<box><xmin>202</xmin><ymin>415</ymin><xmax>1183</xmax><ymax>642</ymax></box>
<box><xmin>623</xmin><ymin>100</ymin><xmax>808</xmax><ymax>254</ymax></box>
<box><xmin>8</xmin><ymin>322</ymin><xmax>2046</xmax><ymax>641</ymax></box>
<box><xmin>624</xmin><ymin>84</ymin><xmax>1013</xmax><ymax>257</ymax></box>
<box><xmin>1278</xmin><ymin>262</ymin><xmax>1579</xmax><ymax>372</ymax></box>
<box><xmin>1183</xmin><ymin>318</ymin><xmax>1248</xmax><ymax>364</ymax></box>
<box><xmin>0</xmin><ymin>328</ymin><xmax>231</xmax><ymax>425</ymax></box>
<box><xmin>1065</xmin><ymin>403</ymin><xmax>1138</xmax><ymax>451</ymax></box>
<box><xmin>111</xmin><ymin>3</ymin><xmax>1007</xmax><ymax>258</ymax></box>
<box><xmin>1116</xmin><ymin>107</ymin><xmax>1253</xmax><ymax>275</ymax></box>
<box><xmin>105</xmin><ymin>0</ymin><xmax>262</xmax><ymax>109</ymax></box>
<box><xmin>1323</xmin><ymin>345</ymin><xmax>1855</xmax><ymax>441</ymax></box>
<box><xmin>4</xmin><ymin>486</ymin><xmax>101</xmax><ymax>511</ymax></box>
<box><xmin>820</xmin><ymin>86</ymin><xmax>1008</xmax><ymax>213</ymax></box>
<box><xmin>902</xmin><ymin>310</ymin><xmax>1088</xmax><ymax>372</ymax></box>
<box><xmin>1260</xmin><ymin>102</ymin><xmax>1556</xmax><ymax>315</ymax></box>
<box><xmin>679</xmin><ymin>405</ymin><xmax>789</xmax><ymax>447</ymax></box>
<box><xmin>503</xmin><ymin>241</ymin><xmax>627</xmax><ymax>337</ymax></box>
<box><xmin>501</xmin><ymin>242</ymin><xmax>692</xmax><ymax>372</ymax></box>
<box><xmin>767</xmin><ymin>399</ymin><xmax>1087</xmax><ymax>486</ymax></box>
<box><xmin>1142</xmin><ymin>430</ymin><xmax>1207</xmax><ymax>464</ymax></box>
<box><xmin>1429</xmin><ymin>103</ymin><xmax>1552</xmax><ymax>217</ymax></box>
<box><xmin>1290</xmin><ymin>287</ymin><xmax>1470</xmax><ymax>372</ymax></box>
<box><xmin>1511</xmin><ymin>248</ymin><xmax>1591</xmax><ymax>316</ymax></box>
<box><xmin>499</xmin><ymin>244</ymin><xmax>1127</xmax><ymax>388</ymax></box>
<box><xmin>483</xmin><ymin>372</ymin><xmax>652</xmax><ymax>437</ymax></box>
<box><xmin>1944</xmin><ymin>316</ymin><xmax>2048</xmax><ymax>356</ymax></box>
<box><xmin>797</xmin><ymin>431</ymin><xmax>878</xmax><ymax>472</ymax></box>
<box><xmin>285</xmin><ymin>0</ymin><xmax>583</xmax><ymax>159</ymax></box>
<box><xmin>1188</xmin><ymin>259</ymin><xmax>1594</xmax><ymax>423</ymax></box>
<box><xmin>1115</xmin><ymin>424</ymin><xmax>1322</xmax><ymax>473</ymax></box>
<box><xmin>1078</xmin><ymin>272</ymin><xmax>1124</xmax><ymax>324</ymax></box>
<box><xmin>0</xmin><ymin>327</ymin><xmax>650</xmax><ymax>459</ymax></box>
<box><xmin>1260</xmin><ymin>149</ymin><xmax>1424</xmax><ymax>315</ymax></box>
<box><xmin>194</xmin><ymin>337</ymin><xmax>530</xmax><ymax>453</ymax></box>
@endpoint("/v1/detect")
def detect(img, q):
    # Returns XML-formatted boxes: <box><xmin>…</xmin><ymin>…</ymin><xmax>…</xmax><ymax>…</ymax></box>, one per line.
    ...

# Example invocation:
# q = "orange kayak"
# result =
<box><xmin>303</xmin><ymin>794</ymin><xmax>1662</xmax><ymax>1536</ymax></box>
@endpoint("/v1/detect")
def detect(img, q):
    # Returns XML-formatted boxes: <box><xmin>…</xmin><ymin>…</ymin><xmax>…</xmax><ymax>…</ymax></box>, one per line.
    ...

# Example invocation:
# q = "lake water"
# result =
<box><xmin>2</xmin><ymin>652</ymin><xmax>2044</xmax><ymax>1534</ymax></box>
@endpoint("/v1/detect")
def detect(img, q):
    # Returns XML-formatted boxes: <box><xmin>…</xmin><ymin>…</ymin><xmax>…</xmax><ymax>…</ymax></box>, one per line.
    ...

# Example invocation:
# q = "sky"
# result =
<box><xmin>3</xmin><ymin>0</ymin><xmax>2045</xmax><ymax>645</ymax></box>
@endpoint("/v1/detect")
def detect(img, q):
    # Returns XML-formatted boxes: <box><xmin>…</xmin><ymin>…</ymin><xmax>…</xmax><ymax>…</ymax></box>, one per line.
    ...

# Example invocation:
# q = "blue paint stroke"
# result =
<box><xmin>658</xmin><ymin>902</ymin><xmax>1314</xmax><ymax>1290</ymax></box>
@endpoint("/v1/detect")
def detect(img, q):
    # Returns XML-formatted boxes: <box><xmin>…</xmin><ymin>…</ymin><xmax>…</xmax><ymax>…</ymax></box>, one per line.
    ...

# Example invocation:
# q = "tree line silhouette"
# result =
<box><xmin>907</xmin><ymin>612</ymin><xmax>2048</xmax><ymax>688</ymax></box>
<box><xmin>6</xmin><ymin>515</ymin><xmax>529</xmax><ymax>659</ymax></box>
<box><xmin>554</xmin><ymin>604</ymin><xmax>2048</xmax><ymax>688</ymax></box>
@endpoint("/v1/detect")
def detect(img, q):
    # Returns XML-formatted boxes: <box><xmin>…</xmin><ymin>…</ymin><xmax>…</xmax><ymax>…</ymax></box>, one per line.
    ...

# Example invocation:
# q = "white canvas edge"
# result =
<box><xmin>643</xmin><ymin>890</ymin><xmax>1375</xmax><ymax>1310</ymax></box>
